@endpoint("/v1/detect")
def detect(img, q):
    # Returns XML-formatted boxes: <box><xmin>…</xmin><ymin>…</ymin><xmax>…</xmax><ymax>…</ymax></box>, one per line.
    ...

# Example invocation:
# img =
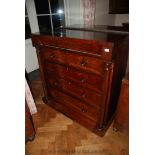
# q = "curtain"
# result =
<box><xmin>82</xmin><ymin>0</ymin><xmax>96</xmax><ymax>26</ymax></box>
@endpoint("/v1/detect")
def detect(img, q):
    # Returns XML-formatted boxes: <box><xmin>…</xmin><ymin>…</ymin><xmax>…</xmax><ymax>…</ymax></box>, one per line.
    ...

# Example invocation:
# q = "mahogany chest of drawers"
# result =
<box><xmin>31</xmin><ymin>27</ymin><xmax>128</xmax><ymax>136</ymax></box>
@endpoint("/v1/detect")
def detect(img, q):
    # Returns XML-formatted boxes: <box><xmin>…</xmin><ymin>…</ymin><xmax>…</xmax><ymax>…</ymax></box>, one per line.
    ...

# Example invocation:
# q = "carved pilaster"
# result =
<box><xmin>98</xmin><ymin>62</ymin><xmax>114</xmax><ymax>131</ymax></box>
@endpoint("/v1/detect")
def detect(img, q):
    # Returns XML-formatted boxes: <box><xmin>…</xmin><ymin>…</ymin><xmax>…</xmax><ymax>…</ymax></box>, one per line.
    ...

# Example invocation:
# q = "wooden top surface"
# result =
<box><xmin>32</xmin><ymin>25</ymin><xmax>128</xmax><ymax>43</ymax></box>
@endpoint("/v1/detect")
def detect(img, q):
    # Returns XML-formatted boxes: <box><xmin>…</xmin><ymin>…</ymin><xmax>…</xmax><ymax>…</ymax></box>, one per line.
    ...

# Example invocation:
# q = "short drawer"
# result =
<box><xmin>40</xmin><ymin>47</ymin><xmax>103</xmax><ymax>75</ymax></box>
<box><xmin>46</xmin><ymin>77</ymin><xmax>102</xmax><ymax>108</ymax></box>
<box><xmin>44</xmin><ymin>61</ymin><xmax>103</xmax><ymax>92</ymax></box>
<box><xmin>48</xmin><ymin>87</ymin><xmax>99</xmax><ymax>121</ymax></box>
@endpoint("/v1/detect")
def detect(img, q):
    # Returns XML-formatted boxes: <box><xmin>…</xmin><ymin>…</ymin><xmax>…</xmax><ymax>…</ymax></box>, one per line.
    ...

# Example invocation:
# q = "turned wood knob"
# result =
<box><xmin>68</xmin><ymin>81</ymin><xmax>71</xmax><ymax>85</ymax></box>
<box><xmin>50</xmin><ymin>54</ymin><xmax>56</xmax><ymax>58</ymax></box>
<box><xmin>81</xmin><ymin>61</ymin><xmax>87</xmax><ymax>66</ymax></box>
<box><xmin>81</xmin><ymin>78</ymin><xmax>86</xmax><ymax>83</ymax></box>
<box><xmin>81</xmin><ymin>92</ymin><xmax>86</xmax><ymax>98</ymax></box>
<box><xmin>50</xmin><ymin>69</ymin><xmax>55</xmax><ymax>72</ymax></box>
<box><xmin>81</xmin><ymin>58</ymin><xmax>87</xmax><ymax>67</ymax></box>
<box><xmin>81</xmin><ymin>108</ymin><xmax>87</xmax><ymax>113</ymax></box>
<box><xmin>53</xmin><ymin>82</ymin><xmax>57</xmax><ymax>86</ymax></box>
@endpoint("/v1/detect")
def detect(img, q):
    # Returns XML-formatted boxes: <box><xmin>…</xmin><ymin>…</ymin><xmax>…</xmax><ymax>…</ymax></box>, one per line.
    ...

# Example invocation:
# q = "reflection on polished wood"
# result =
<box><xmin>26</xmin><ymin>79</ymin><xmax>129</xmax><ymax>155</ymax></box>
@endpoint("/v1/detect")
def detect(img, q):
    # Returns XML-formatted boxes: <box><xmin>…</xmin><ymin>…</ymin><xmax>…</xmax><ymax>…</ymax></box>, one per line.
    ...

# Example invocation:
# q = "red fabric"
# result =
<box><xmin>83</xmin><ymin>0</ymin><xmax>96</xmax><ymax>26</ymax></box>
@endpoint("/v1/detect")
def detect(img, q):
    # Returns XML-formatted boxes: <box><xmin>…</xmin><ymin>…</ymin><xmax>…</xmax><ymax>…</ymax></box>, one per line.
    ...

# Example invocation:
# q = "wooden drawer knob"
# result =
<box><xmin>80</xmin><ymin>79</ymin><xmax>86</xmax><ymax>83</ymax></box>
<box><xmin>50</xmin><ymin>54</ymin><xmax>56</xmax><ymax>59</ymax></box>
<box><xmin>81</xmin><ymin>58</ymin><xmax>87</xmax><ymax>67</ymax></box>
<box><xmin>53</xmin><ymin>82</ymin><xmax>58</xmax><ymax>86</ymax></box>
<box><xmin>68</xmin><ymin>81</ymin><xmax>72</xmax><ymax>85</ymax></box>
<box><xmin>81</xmin><ymin>108</ymin><xmax>87</xmax><ymax>113</ymax></box>
<box><xmin>50</xmin><ymin>69</ymin><xmax>55</xmax><ymax>72</ymax></box>
<box><xmin>81</xmin><ymin>92</ymin><xmax>86</xmax><ymax>98</ymax></box>
<box><xmin>66</xmin><ymin>67</ymin><xmax>69</xmax><ymax>71</ymax></box>
<box><xmin>81</xmin><ymin>61</ymin><xmax>87</xmax><ymax>67</ymax></box>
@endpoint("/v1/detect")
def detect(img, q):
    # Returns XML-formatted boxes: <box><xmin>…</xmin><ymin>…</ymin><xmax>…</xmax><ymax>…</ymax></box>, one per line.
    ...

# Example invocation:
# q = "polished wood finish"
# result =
<box><xmin>44</xmin><ymin>62</ymin><xmax>102</xmax><ymax>93</ymax></box>
<box><xmin>25</xmin><ymin>101</ymin><xmax>35</xmax><ymax>142</ymax></box>
<box><xmin>48</xmin><ymin>88</ymin><xmax>99</xmax><ymax>121</ymax></box>
<box><xmin>46</xmin><ymin>74</ymin><xmax>102</xmax><ymax>107</ymax></box>
<box><xmin>31</xmin><ymin>26</ymin><xmax>128</xmax><ymax>136</ymax></box>
<box><xmin>40</xmin><ymin>46</ymin><xmax>104</xmax><ymax>75</ymax></box>
<box><xmin>109</xmin><ymin>0</ymin><xmax>129</xmax><ymax>14</ymax></box>
<box><xmin>113</xmin><ymin>71</ymin><xmax>129</xmax><ymax>133</ymax></box>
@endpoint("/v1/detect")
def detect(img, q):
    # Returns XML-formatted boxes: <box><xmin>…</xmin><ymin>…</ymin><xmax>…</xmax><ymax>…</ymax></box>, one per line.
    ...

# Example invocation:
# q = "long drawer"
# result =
<box><xmin>48</xmin><ymin>87</ymin><xmax>99</xmax><ymax>121</ymax></box>
<box><xmin>47</xmin><ymin>98</ymin><xmax>98</xmax><ymax>130</ymax></box>
<box><xmin>44</xmin><ymin>61</ymin><xmax>103</xmax><ymax>93</ymax></box>
<box><xmin>40</xmin><ymin>47</ymin><xmax>103</xmax><ymax>75</ymax></box>
<box><xmin>46</xmin><ymin>76</ymin><xmax>102</xmax><ymax>108</ymax></box>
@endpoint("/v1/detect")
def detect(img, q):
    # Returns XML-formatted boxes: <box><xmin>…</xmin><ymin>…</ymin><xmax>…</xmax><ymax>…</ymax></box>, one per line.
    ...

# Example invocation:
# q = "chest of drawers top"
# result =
<box><xmin>31</xmin><ymin>27</ymin><xmax>128</xmax><ymax>62</ymax></box>
<box><xmin>32</xmin><ymin>35</ymin><xmax>113</xmax><ymax>62</ymax></box>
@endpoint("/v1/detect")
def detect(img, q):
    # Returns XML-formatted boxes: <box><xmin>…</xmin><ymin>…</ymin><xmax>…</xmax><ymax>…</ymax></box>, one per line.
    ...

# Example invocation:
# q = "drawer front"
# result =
<box><xmin>40</xmin><ymin>47</ymin><xmax>103</xmax><ymax>75</ymax></box>
<box><xmin>46</xmin><ymin>77</ymin><xmax>102</xmax><ymax>108</ymax></box>
<box><xmin>44</xmin><ymin>61</ymin><xmax>103</xmax><ymax>92</ymax></box>
<box><xmin>48</xmin><ymin>87</ymin><xmax>99</xmax><ymax>121</ymax></box>
<box><xmin>47</xmin><ymin>98</ymin><xmax>98</xmax><ymax>130</ymax></box>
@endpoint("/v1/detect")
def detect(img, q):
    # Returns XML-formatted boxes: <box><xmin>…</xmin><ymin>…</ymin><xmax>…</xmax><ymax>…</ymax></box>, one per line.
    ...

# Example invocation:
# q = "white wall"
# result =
<box><xmin>64</xmin><ymin>0</ymin><xmax>84</xmax><ymax>25</ymax></box>
<box><xmin>114</xmin><ymin>14</ymin><xmax>129</xmax><ymax>26</ymax></box>
<box><xmin>94</xmin><ymin>0</ymin><xmax>129</xmax><ymax>26</ymax></box>
<box><xmin>95</xmin><ymin>0</ymin><xmax>115</xmax><ymax>25</ymax></box>
<box><xmin>25</xmin><ymin>0</ymin><xmax>39</xmax><ymax>73</ymax></box>
<box><xmin>25</xmin><ymin>39</ymin><xmax>39</xmax><ymax>73</ymax></box>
